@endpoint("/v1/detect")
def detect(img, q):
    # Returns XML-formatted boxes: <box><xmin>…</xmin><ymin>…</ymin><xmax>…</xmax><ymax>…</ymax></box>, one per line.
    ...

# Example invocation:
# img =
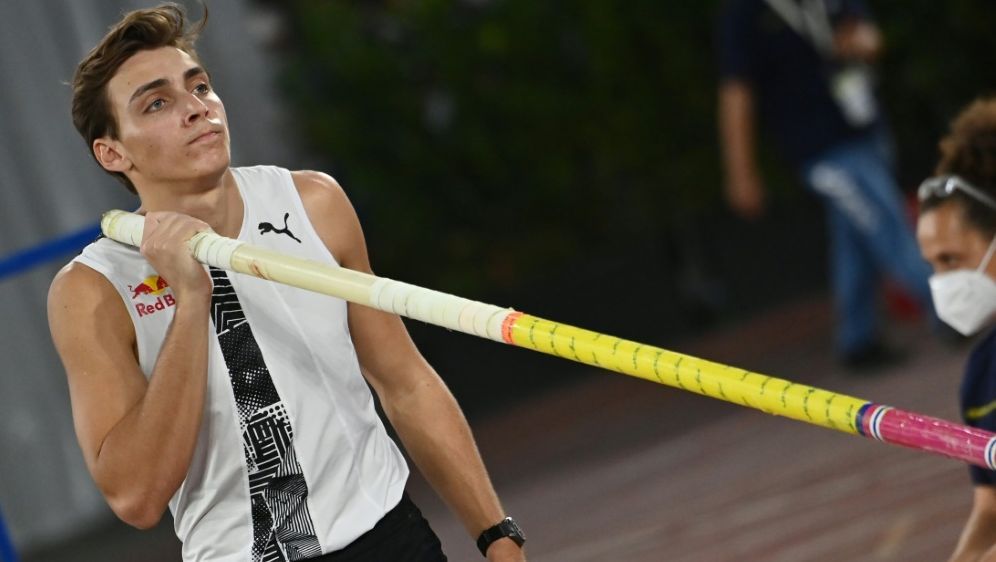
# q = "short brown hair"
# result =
<box><xmin>925</xmin><ymin>97</ymin><xmax>996</xmax><ymax>236</ymax></box>
<box><xmin>71</xmin><ymin>3</ymin><xmax>206</xmax><ymax>194</ymax></box>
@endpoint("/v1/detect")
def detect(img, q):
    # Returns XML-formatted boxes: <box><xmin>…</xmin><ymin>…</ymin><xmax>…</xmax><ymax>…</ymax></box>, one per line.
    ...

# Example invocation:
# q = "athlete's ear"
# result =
<box><xmin>93</xmin><ymin>137</ymin><xmax>132</xmax><ymax>173</ymax></box>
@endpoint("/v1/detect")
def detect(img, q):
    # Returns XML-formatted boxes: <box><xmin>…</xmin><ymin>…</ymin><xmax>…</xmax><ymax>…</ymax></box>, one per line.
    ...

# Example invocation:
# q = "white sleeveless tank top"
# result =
<box><xmin>73</xmin><ymin>165</ymin><xmax>409</xmax><ymax>561</ymax></box>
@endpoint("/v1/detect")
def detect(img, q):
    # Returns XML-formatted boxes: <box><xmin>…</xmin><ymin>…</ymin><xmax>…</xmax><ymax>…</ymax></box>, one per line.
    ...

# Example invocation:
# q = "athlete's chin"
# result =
<box><xmin>185</xmin><ymin>140</ymin><xmax>230</xmax><ymax>164</ymax></box>
<box><xmin>158</xmin><ymin>160</ymin><xmax>231</xmax><ymax>190</ymax></box>
<box><xmin>189</xmin><ymin>151</ymin><xmax>232</xmax><ymax>177</ymax></box>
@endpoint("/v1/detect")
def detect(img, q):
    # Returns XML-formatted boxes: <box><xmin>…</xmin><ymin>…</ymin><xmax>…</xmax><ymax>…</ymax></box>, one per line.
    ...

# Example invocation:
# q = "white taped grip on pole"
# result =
<box><xmin>101</xmin><ymin>210</ymin><xmax>145</xmax><ymax>247</ymax></box>
<box><xmin>368</xmin><ymin>277</ymin><xmax>511</xmax><ymax>342</ymax></box>
<box><xmin>189</xmin><ymin>231</ymin><xmax>240</xmax><ymax>270</ymax></box>
<box><xmin>101</xmin><ymin>210</ymin><xmax>240</xmax><ymax>269</ymax></box>
<box><xmin>102</xmin><ymin>210</ymin><xmax>515</xmax><ymax>341</ymax></box>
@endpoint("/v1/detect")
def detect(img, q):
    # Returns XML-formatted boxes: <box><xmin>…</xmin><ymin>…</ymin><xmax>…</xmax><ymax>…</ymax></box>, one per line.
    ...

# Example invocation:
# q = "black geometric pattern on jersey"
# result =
<box><xmin>210</xmin><ymin>268</ymin><xmax>323</xmax><ymax>561</ymax></box>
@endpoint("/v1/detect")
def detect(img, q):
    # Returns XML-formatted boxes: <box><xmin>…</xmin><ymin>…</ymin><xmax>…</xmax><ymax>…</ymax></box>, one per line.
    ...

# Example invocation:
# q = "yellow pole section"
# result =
<box><xmin>504</xmin><ymin>313</ymin><xmax>867</xmax><ymax>434</ymax></box>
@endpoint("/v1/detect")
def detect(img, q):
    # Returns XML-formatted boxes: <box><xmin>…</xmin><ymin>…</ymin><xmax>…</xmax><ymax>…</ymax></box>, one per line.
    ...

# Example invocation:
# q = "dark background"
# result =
<box><xmin>268</xmin><ymin>0</ymin><xmax>996</xmax><ymax>416</ymax></box>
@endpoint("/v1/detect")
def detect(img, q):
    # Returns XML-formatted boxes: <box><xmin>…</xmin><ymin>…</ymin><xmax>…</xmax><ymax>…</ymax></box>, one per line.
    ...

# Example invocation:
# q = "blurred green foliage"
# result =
<box><xmin>279</xmin><ymin>0</ymin><xmax>996</xmax><ymax>294</ymax></box>
<box><xmin>874</xmin><ymin>1</ymin><xmax>996</xmax><ymax>185</ymax></box>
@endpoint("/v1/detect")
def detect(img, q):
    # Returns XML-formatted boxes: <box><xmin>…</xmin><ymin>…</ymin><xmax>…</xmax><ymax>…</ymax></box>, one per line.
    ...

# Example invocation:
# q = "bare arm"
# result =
<box><xmin>718</xmin><ymin>79</ymin><xmax>765</xmax><ymax>219</ymax></box>
<box><xmin>951</xmin><ymin>486</ymin><xmax>996</xmax><ymax>562</ymax></box>
<box><xmin>48</xmin><ymin>213</ymin><xmax>212</xmax><ymax>529</ymax></box>
<box><xmin>294</xmin><ymin>171</ymin><xmax>525</xmax><ymax>561</ymax></box>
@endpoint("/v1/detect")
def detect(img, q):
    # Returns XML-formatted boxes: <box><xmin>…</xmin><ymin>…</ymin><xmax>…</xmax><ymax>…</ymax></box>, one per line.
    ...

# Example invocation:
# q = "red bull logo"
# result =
<box><xmin>128</xmin><ymin>275</ymin><xmax>176</xmax><ymax>317</ymax></box>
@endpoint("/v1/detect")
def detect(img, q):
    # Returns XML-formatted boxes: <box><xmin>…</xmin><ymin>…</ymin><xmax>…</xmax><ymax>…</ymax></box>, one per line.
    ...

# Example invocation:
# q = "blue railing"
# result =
<box><xmin>0</xmin><ymin>505</ymin><xmax>18</xmax><ymax>562</ymax></box>
<box><xmin>0</xmin><ymin>223</ymin><xmax>101</xmax><ymax>282</ymax></box>
<box><xmin>0</xmin><ymin>225</ymin><xmax>102</xmax><ymax>560</ymax></box>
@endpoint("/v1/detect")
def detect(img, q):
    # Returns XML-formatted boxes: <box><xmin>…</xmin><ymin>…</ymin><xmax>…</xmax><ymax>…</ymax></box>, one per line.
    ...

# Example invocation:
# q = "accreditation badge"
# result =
<box><xmin>831</xmin><ymin>64</ymin><xmax>878</xmax><ymax>127</ymax></box>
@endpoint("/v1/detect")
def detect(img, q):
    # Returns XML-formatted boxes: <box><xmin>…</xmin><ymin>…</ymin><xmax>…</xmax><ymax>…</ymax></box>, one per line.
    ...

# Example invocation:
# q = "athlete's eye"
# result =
<box><xmin>194</xmin><ymin>83</ymin><xmax>211</xmax><ymax>95</ymax></box>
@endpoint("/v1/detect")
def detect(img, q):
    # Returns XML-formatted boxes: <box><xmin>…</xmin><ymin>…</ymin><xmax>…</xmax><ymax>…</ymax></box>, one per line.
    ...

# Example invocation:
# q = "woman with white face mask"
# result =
<box><xmin>918</xmin><ymin>175</ymin><xmax>996</xmax><ymax>337</ymax></box>
<box><xmin>915</xmin><ymin>98</ymin><xmax>996</xmax><ymax>562</ymax></box>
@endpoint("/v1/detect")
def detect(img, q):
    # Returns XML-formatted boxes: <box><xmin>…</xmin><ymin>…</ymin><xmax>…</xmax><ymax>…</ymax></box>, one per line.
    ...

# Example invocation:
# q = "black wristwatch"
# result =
<box><xmin>476</xmin><ymin>516</ymin><xmax>526</xmax><ymax>557</ymax></box>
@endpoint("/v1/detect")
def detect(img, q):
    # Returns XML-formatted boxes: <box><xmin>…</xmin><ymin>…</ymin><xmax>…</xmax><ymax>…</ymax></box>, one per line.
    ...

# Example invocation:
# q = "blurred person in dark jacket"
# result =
<box><xmin>717</xmin><ymin>0</ymin><xmax>935</xmax><ymax>369</ymax></box>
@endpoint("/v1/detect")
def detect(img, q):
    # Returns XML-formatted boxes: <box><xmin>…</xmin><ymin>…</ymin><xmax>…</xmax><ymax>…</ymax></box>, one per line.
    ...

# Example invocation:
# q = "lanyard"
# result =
<box><xmin>763</xmin><ymin>0</ymin><xmax>835</xmax><ymax>56</ymax></box>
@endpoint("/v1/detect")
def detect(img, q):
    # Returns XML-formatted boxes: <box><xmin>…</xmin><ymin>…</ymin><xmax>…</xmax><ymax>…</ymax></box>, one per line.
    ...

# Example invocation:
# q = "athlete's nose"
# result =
<box><xmin>183</xmin><ymin>93</ymin><xmax>210</xmax><ymax>126</ymax></box>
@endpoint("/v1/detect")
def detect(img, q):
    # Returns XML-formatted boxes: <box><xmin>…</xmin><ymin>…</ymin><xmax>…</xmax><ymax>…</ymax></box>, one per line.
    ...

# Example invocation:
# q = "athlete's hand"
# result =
<box><xmin>140</xmin><ymin>212</ymin><xmax>212</xmax><ymax>302</ymax></box>
<box><xmin>486</xmin><ymin>538</ymin><xmax>526</xmax><ymax>562</ymax></box>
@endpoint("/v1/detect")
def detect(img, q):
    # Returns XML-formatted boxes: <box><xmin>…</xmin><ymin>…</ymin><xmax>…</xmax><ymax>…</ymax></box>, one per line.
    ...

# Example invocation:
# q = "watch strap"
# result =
<box><xmin>476</xmin><ymin>516</ymin><xmax>526</xmax><ymax>557</ymax></box>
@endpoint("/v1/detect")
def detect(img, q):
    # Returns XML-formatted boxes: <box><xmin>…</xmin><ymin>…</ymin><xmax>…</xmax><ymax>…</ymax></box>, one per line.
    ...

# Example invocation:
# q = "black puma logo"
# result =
<box><xmin>258</xmin><ymin>212</ymin><xmax>302</xmax><ymax>243</ymax></box>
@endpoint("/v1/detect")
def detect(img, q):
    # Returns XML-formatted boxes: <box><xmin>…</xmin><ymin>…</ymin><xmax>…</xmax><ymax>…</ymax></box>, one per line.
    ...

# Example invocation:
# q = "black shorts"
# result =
<box><xmin>308</xmin><ymin>493</ymin><xmax>447</xmax><ymax>561</ymax></box>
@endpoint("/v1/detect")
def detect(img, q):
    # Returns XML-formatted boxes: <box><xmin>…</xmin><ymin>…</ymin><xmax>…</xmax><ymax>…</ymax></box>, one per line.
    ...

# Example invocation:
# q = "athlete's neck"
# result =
<box><xmin>135</xmin><ymin>168</ymin><xmax>244</xmax><ymax>238</ymax></box>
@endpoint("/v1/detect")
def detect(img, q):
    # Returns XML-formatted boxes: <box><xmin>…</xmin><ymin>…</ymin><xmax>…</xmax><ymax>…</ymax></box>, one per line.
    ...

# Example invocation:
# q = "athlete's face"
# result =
<box><xmin>917</xmin><ymin>200</ymin><xmax>995</xmax><ymax>277</ymax></box>
<box><xmin>94</xmin><ymin>46</ymin><xmax>231</xmax><ymax>190</ymax></box>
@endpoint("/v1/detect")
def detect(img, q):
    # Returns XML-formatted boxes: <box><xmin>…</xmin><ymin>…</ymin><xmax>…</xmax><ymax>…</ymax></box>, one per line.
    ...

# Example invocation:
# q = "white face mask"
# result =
<box><xmin>929</xmin><ymin>235</ymin><xmax>996</xmax><ymax>336</ymax></box>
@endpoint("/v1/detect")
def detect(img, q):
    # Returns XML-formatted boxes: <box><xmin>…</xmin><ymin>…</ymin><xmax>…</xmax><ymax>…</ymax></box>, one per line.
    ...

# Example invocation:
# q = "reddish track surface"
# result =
<box><xmin>25</xmin><ymin>297</ymin><xmax>976</xmax><ymax>561</ymax></box>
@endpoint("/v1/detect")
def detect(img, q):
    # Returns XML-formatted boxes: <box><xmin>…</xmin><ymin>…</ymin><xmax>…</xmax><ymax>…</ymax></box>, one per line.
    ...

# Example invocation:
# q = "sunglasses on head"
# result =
<box><xmin>917</xmin><ymin>175</ymin><xmax>996</xmax><ymax>210</ymax></box>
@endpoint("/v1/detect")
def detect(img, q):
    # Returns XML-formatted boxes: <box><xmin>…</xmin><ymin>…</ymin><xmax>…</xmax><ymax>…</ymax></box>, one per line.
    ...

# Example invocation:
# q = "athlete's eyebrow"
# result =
<box><xmin>129</xmin><ymin>66</ymin><xmax>208</xmax><ymax>104</ymax></box>
<box><xmin>129</xmin><ymin>78</ymin><xmax>168</xmax><ymax>104</ymax></box>
<box><xmin>184</xmin><ymin>65</ymin><xmax>207</xmax><ymax>82</ymax></box>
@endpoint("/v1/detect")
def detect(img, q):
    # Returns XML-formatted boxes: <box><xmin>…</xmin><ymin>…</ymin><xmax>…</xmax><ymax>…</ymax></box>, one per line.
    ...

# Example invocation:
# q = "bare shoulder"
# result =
<box><xmin>290</xmin><ymin>170</ymin><xmax>368</xmax><ymax>268</ymax></box>
<box><xmin>48</xmin><ymin>261</ymin><xmax>133</xmax><ymax>349</ymax></box>
<box><xmin>49</xmin><ymin>261</ymin><xmax>117</xmax><ymax>314</ymax></box>
<box><xmin>291</xmin><ymin>170</ymin><xmax>349</xmax><ymax>211</ymax></box>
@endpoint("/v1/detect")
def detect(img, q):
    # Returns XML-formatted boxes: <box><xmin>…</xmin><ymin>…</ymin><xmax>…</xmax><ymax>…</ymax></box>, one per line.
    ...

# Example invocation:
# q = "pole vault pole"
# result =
<box><xmin>101</xmin><ymin>210</ymin><xmax>996</xmax><ymax>470</ymax></box>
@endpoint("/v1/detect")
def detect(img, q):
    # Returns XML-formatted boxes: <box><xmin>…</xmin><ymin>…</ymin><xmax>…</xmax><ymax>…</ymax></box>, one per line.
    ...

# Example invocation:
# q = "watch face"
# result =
<box><xmin>502</xmin><ymin>517</ymin><xmax>526</xmax><ymax>544</ymax></box>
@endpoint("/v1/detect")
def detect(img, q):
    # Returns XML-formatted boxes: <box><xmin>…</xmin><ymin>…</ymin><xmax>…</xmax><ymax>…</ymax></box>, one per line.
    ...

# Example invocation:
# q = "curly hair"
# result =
<box><xmin>71</xmin><ymin>3</ymin><xmax>206</xmax><ymax>194</ymax></box>
<box><xmin>925</xmin><ymin>97</ymin><xmax>996</xmax><ymax>236</ymax></box>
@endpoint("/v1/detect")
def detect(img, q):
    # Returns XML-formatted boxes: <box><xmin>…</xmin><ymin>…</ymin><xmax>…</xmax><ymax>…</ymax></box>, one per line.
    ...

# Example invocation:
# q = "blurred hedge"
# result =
<box><xmin>277</xmin><ymin>0</ymin><xmax>996</xmax><ymax>294</ymax></box>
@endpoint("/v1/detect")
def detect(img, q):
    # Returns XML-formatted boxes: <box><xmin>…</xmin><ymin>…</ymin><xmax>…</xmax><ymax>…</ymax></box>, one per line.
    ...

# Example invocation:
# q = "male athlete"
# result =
<box><xmin>48</xmin><ymin>4</ymin><xmax>526</xmax><ymax>561</ymax></box>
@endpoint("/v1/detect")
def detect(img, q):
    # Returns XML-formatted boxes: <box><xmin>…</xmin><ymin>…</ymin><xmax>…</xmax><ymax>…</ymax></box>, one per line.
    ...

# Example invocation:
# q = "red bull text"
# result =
<box><xmin>128</xmin><ymin>275</ymin><xmax>176</xmax><ymax>317</ymax></box>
